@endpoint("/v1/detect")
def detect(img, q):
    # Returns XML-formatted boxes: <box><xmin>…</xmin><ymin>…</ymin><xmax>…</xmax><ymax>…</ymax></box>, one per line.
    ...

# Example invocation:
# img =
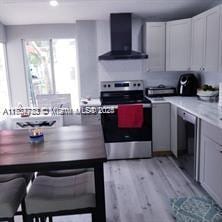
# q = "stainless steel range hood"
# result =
<box><xmin>98</xmin><ymin>13</ymin><xmax>148</xmax><ymax>61</ymax></box>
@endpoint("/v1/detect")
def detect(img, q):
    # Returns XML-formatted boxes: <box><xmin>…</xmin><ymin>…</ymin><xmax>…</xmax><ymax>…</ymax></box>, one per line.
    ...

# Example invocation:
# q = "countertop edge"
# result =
<box><xmin>148</xmin><ymin>96</ymin><xmax>222</xmax><ymax>130</ymax></box>
<box><xmin>166</xmin><ymin>98</ymin><xmax>222</xmax><ymax>130</ymax></box>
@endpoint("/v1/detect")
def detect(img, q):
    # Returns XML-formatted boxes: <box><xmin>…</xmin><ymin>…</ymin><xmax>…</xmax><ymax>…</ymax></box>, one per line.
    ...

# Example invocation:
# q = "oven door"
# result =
<box><xmin>101</xmin><ymin>106</ymin><xmax>152</xmax><ymax>159</ymax></box>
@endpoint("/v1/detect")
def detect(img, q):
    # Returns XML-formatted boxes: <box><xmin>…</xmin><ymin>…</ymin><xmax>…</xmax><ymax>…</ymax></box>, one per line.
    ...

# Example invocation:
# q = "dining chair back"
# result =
<box><xmin>0</xmin><ymin>178</ymin><xmax>27</xmax><ymax>222</ymax></box>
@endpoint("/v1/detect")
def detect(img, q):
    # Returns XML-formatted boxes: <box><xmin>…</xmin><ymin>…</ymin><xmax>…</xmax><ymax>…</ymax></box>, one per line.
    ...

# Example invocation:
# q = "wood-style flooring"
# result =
<box><xmin>15</xmin><ymin>157</ymin><xmax>207</xmax><ymax>222</ymax></box>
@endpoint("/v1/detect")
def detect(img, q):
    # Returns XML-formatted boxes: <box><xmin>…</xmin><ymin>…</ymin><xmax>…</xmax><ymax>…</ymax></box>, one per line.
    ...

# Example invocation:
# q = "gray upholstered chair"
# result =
<box><xmin>0</xmin><ymin>178</ymin><xmax>27</xmax><ymax>222</ymax></box>
<box><xmin>0</xmin><ymin>173</ymin><xmax>34</xmax><ymax>219</ymax></box>
<box><xmin>25</xmin><ymin>172</ymin><xmax>96</xmax><ymax>222</ymax></box>
<box><xmin>0</xmin><ymin>173</ymin><xmax>34</xmax><ymax>184</ymax></box>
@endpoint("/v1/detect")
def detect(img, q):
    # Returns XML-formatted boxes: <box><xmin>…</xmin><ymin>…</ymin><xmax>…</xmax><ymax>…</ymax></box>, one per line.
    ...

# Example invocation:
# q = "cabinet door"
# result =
<box><xmin>144</xmin><ymin>22</ymin><xmax>166</xmax><ymax>71</ymax></box>
<box><xmin>152</xmin><ymin>103</ymin><xmax>171</xmax><ymax>152</ymax></box>
<box><xmin>200</xmin><ymin>135</ymin><xmax>222</xmax><ymax>207</ymax></box>
<box><xmin>81</xmin><ymin>114</ymin><xmax>101</xmax><ymax>125</ymax></box>
<box><xmin>191</xmin><ymin>14</ymin><xmax>206</xmax><ymax>71</ymax></box>
<box><xmin>166</xmin><ymin>18</ymin><xmax>191</xmax><ymax>71</ymax></box>
<box><xmin>204</xmin><ymin>7</ymin><xmax>220</xmax><ymax>72</ymax></box>
<box><xmin>170</xmin><ymin>104</ymin><xmax>178</xmax><ymax>157</ymax></box>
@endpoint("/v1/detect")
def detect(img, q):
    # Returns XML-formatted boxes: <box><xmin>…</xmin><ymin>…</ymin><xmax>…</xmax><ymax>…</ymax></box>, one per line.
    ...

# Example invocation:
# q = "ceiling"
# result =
<box><xmin>0</xmin><ymin>0</ymin><xmax>221</xmax><ymax>25</ymax></box>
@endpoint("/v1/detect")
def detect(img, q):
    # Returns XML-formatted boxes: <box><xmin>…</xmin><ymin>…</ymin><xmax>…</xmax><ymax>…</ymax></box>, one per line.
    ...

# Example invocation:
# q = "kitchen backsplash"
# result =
<box><xmin>98</xmin><ymin>66</ymin><xmax>182</xmax><ymax>88</ymax></box>
<box><xmin>199</xmin><ymin>72</ymin><xmax>222</xmax><ymax>87</ymax></box>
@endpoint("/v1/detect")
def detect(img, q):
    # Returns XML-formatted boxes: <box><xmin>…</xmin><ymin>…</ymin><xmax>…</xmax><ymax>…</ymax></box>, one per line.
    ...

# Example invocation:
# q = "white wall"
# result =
<box><xmin>199</xmin><ymin>71</ymin><xmax>222</xmax><ymax>86</ymax></box>
<box><xmin>76</xmin><ymin>21</ymin><xmax>99</xmax><ymax>98</ymax></box>
<box><xmin>5</xmin><ymin>24</ymin><xmax>76</xmax><ymax>106</ymax></box>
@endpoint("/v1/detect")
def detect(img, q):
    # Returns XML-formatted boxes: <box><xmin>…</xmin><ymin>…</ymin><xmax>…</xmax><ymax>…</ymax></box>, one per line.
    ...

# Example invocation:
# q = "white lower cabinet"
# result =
<box><xmin>200</xmin><ymin>121</ymin><xmax>222</xmax><ymax>207</ymax></box>
<box><xmin>81</xmin><ymin>114</ymin><xmax>101</xmax><ymax>125</ymax></box>
<box><xmin>152</xmin><ymin>103</ymin><xmax>171</xmax><ymax>152</ymax></box>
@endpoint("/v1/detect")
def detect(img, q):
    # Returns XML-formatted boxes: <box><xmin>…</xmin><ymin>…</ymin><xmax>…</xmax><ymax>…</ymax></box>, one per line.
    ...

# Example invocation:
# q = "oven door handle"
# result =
<box><xmin>101</xmin><ymin>104</ymin><xmax>152</xmax><ymax>109</ymax></box>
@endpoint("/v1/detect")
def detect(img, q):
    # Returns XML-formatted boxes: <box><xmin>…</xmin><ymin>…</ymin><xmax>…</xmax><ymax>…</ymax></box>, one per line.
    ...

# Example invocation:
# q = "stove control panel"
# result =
<box><xmin>101</xmin><ymin>80</ymin><xmax>144</xmax><ymax>92</ymax></box>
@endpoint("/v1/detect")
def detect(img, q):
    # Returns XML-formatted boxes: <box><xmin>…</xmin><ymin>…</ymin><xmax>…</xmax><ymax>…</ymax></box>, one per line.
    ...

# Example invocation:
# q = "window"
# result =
<box><xmin>24</xmin><ymin>39</ymin><xmax>79</xmax><ymax>108</ymax></box>
<box><xmin>0</xmin><ymin>43</ymin><xmax>10</xmax><ymax>113</ymax></box>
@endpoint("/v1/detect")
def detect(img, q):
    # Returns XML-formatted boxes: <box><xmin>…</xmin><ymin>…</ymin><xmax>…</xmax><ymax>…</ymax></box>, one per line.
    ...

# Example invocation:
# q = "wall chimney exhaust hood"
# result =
<box><xmin>98</xmin><ymin>13</ymin><xmax>148</xmax><ymax>61</ymax></box>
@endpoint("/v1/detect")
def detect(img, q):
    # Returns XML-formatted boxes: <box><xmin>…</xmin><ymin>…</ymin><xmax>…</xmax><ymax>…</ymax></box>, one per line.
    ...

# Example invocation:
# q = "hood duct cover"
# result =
<box><xmin>98</xmin><ymin>13</ymin><xmax>148</xmax><ymax>60</ymax></box>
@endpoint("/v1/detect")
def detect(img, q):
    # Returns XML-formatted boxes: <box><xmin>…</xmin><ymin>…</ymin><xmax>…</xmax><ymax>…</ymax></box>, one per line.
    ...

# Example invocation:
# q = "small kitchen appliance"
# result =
<box><xmin>177</xmin><ymin>74</ymin><xmax>198</xmax><ymax>96</ymax></box>
<box><xmin>145</xmin><ymin>85</ymin><xmax>176</xmax><ymax>97</ymax></box>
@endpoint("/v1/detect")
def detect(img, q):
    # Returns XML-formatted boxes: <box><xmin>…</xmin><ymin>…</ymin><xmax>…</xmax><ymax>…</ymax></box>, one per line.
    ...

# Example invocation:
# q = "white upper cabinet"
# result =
<box><xmin>142</xmin><ymin>5</ymin><xmax>222</xmax><ymax>72</ymax></box>
<box><xmin>205</xmin><ymin>7</ymin><xmax>220</xmax><ymax>72</ymax></box>
<box><xmin>144</xmin><ymin>22</ymin><xmax>166</xmax><ymax>71</ymax></box>
<box><xmin>166</xmin><ymin>18</ymin><xmax>191</xmax><ymax>71</ymax></box>
<box><xmin>191</xmin><ymin>6</ymin><xmax>220</xmax><ymax>72</ymax></box>
<box><xmin>191</xmin><ymin>14</ymin><xmax>206</xmax><ymax>71</ymax></box>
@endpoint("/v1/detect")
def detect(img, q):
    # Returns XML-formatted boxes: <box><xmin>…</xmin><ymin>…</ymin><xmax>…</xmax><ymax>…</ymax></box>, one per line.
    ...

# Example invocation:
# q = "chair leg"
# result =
<box><xmin>26</xmin><ymin>215</ymin><xmax>33</xmax><ymax>222</ymax></box>
<box><xmin>48</xmin><ymin>216</ymin><xmax>53</xmax><ymax>222</ymax></box>
<box><xmin>40</xmin><ymin>216</ymin><xmax>46</xmax><ymax>222</ymax></box>
<box><xmin>31</xmin><ymin>174</ymin><xmax>35</xmax><ymax>182</ymax></box>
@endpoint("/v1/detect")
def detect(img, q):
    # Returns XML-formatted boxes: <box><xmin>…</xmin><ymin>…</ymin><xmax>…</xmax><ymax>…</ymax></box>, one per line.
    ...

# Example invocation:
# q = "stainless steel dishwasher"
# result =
<box><xmin>177</xmin><ymin>108</ymin><xmax>199</xmax><ymax>181</ymax></box>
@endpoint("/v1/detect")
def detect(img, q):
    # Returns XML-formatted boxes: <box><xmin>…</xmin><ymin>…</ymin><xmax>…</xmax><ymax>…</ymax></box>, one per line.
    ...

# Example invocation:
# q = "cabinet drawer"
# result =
<box><xmin>201</xmin><ymin>120</ymin><xmax>222</xmax><ymax>145</ymax></box>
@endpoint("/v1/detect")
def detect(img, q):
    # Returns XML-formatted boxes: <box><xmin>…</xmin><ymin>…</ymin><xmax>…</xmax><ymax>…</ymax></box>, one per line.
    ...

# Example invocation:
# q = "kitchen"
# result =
<box><xmin>0</xmin><ymin>0</ymin><xmax>222</xmax><ymax>222</ymax></box>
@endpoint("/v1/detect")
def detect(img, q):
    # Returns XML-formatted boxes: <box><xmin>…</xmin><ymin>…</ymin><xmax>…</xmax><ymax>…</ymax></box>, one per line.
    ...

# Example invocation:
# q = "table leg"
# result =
<box><xmin>21</xmin><ymin>199</ymin><xmax>27</xmax><ymax>222</ymax></box>
<box><xmin>94</xmin><ymin>163</ymin><xmax>106</xmax><ymax>222</ymax></box>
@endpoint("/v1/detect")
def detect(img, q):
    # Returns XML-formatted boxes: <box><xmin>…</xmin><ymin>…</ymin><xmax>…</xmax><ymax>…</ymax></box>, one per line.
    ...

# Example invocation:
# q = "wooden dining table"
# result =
<box><xmin>0</xmin><ymin>125</ymin><xmax>107</xmax><ymax>222</ymax></box>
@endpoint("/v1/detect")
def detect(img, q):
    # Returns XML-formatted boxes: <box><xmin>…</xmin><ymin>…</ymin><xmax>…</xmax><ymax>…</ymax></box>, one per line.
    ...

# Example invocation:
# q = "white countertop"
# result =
<box><xmin>146</xmin><ymin>97</ymin><xmax>169</xmax><ymax>104</ymax></box>
<box><xmin>80</xmin><ymin>98</ymin><xmax>101</xmax><ymax>107</ymax></box>
<box><xmin>151</xmin><ymin>96</ymin><xmax>222</xmax><ymax>129</ymax></box>
<box><xmin>79</xmin><ymin>96</ymin><xmax>222</xmax><ymax>129</ymax></box>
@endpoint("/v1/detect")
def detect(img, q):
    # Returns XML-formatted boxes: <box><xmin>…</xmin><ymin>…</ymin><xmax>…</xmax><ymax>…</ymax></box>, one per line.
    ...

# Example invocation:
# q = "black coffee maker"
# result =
<box><xmin>177</xmin><ymin>74</ymin><xmax>198</xmax><ymax>96</ymax></box>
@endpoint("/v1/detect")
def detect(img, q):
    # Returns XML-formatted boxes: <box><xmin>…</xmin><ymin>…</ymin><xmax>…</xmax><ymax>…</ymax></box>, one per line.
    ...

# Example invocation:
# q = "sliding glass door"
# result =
<box><xmin>0</xmin><ymin>43</ymin><xmax>10</xmax><ymax>113</ymax></box>
<box><xmin>24</xmin><ymin>39</ymin><xmax>79</xmax><ymax>108</ymax></box>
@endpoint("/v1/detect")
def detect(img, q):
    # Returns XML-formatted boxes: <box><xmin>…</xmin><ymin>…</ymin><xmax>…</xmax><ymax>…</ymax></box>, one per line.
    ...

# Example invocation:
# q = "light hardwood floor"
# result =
<box><xmin>15</xmin><ymin>157</ymin><xmax>207</xmax><ymax>222</ymax></box>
